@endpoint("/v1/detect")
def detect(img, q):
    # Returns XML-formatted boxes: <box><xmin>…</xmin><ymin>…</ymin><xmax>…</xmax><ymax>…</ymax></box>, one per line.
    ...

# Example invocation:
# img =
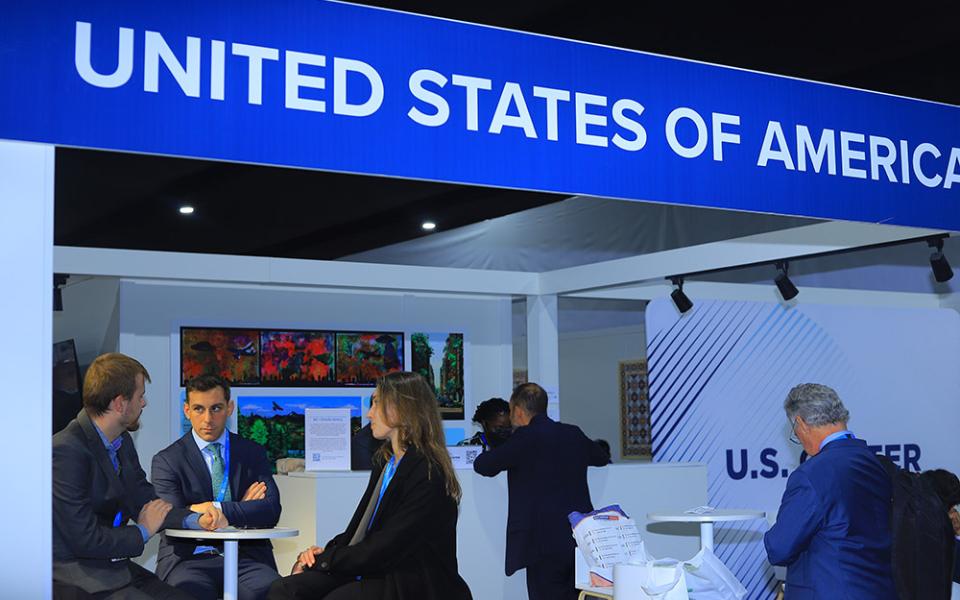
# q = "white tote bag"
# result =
<box><xmin>613</xmin><ymin>560</ymin><xmax>690</xmax><ymax>600</ymax></box>
<box><xmin>682</xmin><ymin>547</ymin><xmax>748</xmax><ymax>600</ymax></box>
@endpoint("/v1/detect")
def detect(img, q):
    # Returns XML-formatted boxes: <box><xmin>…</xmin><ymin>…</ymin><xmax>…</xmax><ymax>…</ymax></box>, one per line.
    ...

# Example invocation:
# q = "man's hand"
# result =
<box><xmin>189</xmin><ymin>501</ymin><xmax>215</xmax><ymax>514</ymax></box>
<box><xmin>242</xmin><ymin>481</ymin><xmax>267</xmax><ymax>502</ymax></box>
<box><xmin>291</xmin><ymin>545</ymin><xmax>323</xmax><ymax>575</ymax></box>
<box><xmin>137</xmin><ymin>499</ymin><xmax>172</xmax><ymax>537</ymax></box>
<box><xmin>198</xmin><ymin>505</ymin><xmax>229</xmax><ymax>531</ymax></box>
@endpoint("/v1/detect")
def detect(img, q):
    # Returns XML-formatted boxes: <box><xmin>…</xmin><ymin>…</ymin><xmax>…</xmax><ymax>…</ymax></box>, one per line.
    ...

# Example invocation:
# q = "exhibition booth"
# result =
<box><xmin>1</xmin><ymin>2</ymin><xmax>958</xmax><ymax>599</ymax></box>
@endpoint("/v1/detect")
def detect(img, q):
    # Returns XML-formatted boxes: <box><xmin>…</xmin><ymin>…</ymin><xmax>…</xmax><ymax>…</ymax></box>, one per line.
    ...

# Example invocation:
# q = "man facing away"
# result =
<box><xmin>473</xmin><ymin>383</ymin><xmax>610</xmax><ymax>600</ymax></box>
<box><xmin>152</xmin><ymin>375</ymin><xmax>282</xmax><ymax>600</ymax></box>
<box><xmin>52</xmin><ymin>352</ymin><xmax>222</xmax><ymax>600</ymax></box>
<box><xmin>764</xmin><ymin>383</ymin><xmax>897</xmax><ymax>599</ymax></box>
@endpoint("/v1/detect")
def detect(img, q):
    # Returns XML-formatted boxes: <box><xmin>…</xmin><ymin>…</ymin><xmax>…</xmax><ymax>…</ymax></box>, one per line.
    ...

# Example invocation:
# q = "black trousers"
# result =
<box><xmin>267</xmin><ymin>570</ymin><xmax>385</xmax><ymax>600</ymax></box>
<box><xmin>164</xmin><ymin>554</ymin><xmax>280</xmax><ymax>600</ymax></box>
<box><xmin>525</xmin><ymin>552</ymin><xmax>578</xmax><ymax>600</ymax></box>
<box><xmin>53</xmin><ymin>562</ymin><xmax>194</xmax><ymax>600</ymax></box>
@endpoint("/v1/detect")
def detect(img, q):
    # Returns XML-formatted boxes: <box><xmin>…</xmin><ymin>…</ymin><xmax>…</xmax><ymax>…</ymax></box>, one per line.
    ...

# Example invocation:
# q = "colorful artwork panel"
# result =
<box><xmin>181</xmin><ymin>327</ymin><xmax>260</xmax><ymax>385</ymax></box>
<box><xmin>411</xmin><ymin>332</ymin><xmax>464</xmax><ymax>420</ymax></box>
<box><xmin>260</xmin><ymin>330</ymin><xmax>336</xmax><ymax>385</ymax></box>
<box><xmin>335</xmin><ymin>332</ymin><xmax>404</xmax><ymax>386</ymax></box>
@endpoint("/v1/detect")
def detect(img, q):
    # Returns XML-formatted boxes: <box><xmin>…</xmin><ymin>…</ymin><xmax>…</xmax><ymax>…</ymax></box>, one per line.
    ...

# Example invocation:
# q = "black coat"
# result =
<box><xmin>52</xmin><ymin>410</ymin><xmax>192</xmax><ymax>594</ymax></box>
<box><xmin>473</xmin><ymin>413</ymin><xmax>610</xmax><ymax>575</ymax></box>
<box><xmin>312</xmin><ymin>446</ymin><xmax>472</xmax><ymax>600</ymax></box>
<box><xmin>151</xmin><ymin>431</ymin><xmax>282</xmax><ymax>580</ymax></box>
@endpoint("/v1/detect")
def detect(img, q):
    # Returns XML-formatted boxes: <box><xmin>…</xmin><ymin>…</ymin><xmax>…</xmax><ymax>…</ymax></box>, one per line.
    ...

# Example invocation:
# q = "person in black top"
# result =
<box><xmin>268</xmin><ymin>372</ymin><xmax>472</xmax><ymax>600</ymax></box>
<box><xmin>473</xmin><ymin>383</ymin><xmax>610</xmax><ymax>600</ymax></box>
<box><xmin>457</xmin><ymin>397</ymin><xmax>512</xmax><ymax>449</ymax></box>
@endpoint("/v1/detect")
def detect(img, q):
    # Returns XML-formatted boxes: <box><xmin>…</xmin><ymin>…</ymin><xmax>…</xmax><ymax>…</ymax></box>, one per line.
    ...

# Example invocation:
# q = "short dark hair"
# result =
<box><xmin>510</xmin><ymin>383</ymin><xmax>547</xmax><ymax>416</ymax></box>
<box><xmin>83</xmin><ymin>353</ymin><xmax>151</xmax><ymax>416</ymax></box>
<box><xmin>185</xmin><ymin>374</ymin><xmax>231</xmax><ymax>404</ymax></box>
<box><xmin>472</xmin><ymin>397</ymin><xmax>509</xmax><ymax>425</ymax></box>
<box><xmin>920</xmin><ymin>469</ymin><xmax>960</xmax><ymax>509</ymax></box>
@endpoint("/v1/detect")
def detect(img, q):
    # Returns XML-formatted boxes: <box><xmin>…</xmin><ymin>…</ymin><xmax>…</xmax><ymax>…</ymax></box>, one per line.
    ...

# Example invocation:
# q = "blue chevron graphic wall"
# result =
<box><xmin>646</xmin><ymin>299</ymin><xmax>960</xmax><ymax>599</ymax></box>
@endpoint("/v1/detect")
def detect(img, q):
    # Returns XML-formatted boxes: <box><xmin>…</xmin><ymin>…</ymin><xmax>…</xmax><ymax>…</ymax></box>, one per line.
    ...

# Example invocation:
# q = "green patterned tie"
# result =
<box><xmin>206</xmin><ymin>443</ymin><xmax>232</xmax><ymax>502</ymax></box>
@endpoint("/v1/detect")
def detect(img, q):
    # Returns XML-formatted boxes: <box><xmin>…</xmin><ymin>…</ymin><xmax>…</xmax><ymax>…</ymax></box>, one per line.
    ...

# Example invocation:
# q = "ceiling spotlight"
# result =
<box><xmin>178</xmin><ymin>205</ymin><xmax>195</xmax><ymax>215</ymax></box>
<box><xmin>928</xmin><ymin>238</ymin><xmax>953</xmax><ymax>283</ymax></box>
<box><xmin>775</xmin><ymin>261</ymin><xmax>799</xmax><ymax>301</ymax></box>
<box><xmin>669</xmin><ymin>277</ymin><xmax>693</xmax><ymax>314</ymax></box>
<box><xmin>421</xmin><ymin>221</ymin><xmax>436</xmax><ymax>231</ymax></box>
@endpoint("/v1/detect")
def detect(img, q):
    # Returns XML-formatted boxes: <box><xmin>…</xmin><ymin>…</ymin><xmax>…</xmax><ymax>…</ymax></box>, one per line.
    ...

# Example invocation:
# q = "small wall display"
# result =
<box><xmin>260</xmin><ymin>330</ymin><xmax>336</xmax><ymax>386</ymax></box>
<box><xmin>335</xmin><ymin>332</ymin><xmax>404</xmax><ymax>386</ymax></box>
<box><xmin>411</xmin><ymin>332</ymin><xmax>464</xmax><ymax>420</ymax></box>
<box><xmin>181</xmin><ymin>327</ymin><xmax>260</xmax><ymax>386</ymax></box>
<box><xmin>620</xmin><ymin>359</ymin><xmax>651</xmax><ymax>458</ymax></box>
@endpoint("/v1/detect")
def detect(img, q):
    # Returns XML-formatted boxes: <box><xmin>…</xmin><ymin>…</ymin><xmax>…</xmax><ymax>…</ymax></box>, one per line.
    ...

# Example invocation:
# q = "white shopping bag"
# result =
<box><xmin>683</xmin><ymin>547</ymin><xmax>747</xmax><ymax>600</ymax></box>
<box><xmin>614</xmin><ymin>560</ymin><xmax>690</xmax><ymax>600</ymax></box>
<box><xmin>570</xmin><ymin>505</ymin><xmax>648</xmax><ymax>587</ymax></box>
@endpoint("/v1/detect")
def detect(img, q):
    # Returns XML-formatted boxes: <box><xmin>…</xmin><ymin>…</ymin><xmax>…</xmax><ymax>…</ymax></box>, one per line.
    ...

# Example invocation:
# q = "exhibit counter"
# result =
<box><xmin>274</xmin><ymin>462</ymin><xmax>706</xmax><ymax>600</ymax></box>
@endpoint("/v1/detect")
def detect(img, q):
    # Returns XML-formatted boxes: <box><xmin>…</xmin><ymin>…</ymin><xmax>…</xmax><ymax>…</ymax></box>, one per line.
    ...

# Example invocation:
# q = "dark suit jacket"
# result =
<box><xmin>473</xmin><ymin>414</ymin><xmax>610</xmax><ymax>575</ymax></box>
<box><xmin>151</xmin><ymin>431</ymin><xmax>281</xmax><ymax>580</ymax></box>
<box><xmin>52</xmin><ymin>410</ymin><xmax>192</xmax><ymax>594</ymax></box>
<box><xmin>764</xmin><ymin>438</ymin><xmax>897</xmax><ymax>599</ymax></box>
<box><xmin>311</xmin><ymin>447</ymin><xmax>472</xmax><ymax>600</ymax></box>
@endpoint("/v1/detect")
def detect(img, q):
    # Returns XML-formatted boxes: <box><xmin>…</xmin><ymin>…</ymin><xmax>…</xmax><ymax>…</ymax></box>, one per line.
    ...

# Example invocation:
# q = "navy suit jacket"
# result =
<box><xmin>764</xmin><ymin>437</ymin><xmax>897</xmax><ymax>599</ymax></box>
<box><xmin>52</xmin><ymin>410</ymin><xmax>192</xmax><ymax>594</ymax></box>
<box><xmin>151</xmin><ymin>431</ymin><xmax>281</xmax><ymax>580</ymax></box>
<box><xmin>473</xmin><ymin>414</ymin><xmax>609</xmax><ymax>575</ymax></box>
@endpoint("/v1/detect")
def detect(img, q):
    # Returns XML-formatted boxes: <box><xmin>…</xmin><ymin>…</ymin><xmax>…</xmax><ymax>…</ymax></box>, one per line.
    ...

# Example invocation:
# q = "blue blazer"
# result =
<box><xmin>764</xmin><ymin>437</ymin><xmax>897</xmax><ymax>599</ymax></box>
<box><xmin>151</xmin><ymin>431</ymin><xmax>282</xmax><ymax>580</ymax></box>
<box><xmin>473</xmin><ymin>413</ymin><xmax>609</xmax><ymax>575</ymax></box>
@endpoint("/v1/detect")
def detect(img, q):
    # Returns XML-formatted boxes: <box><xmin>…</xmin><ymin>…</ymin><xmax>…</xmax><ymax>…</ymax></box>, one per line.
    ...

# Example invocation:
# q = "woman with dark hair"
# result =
<box><xmin>268</xmin><ymin>372</ymin><xmax>472</xmax><ymax>600</ymax></box>
<box><xmin>457</xmin><ymin>397</ymin><xmax>512</xmax><ymax>449</ymax></box>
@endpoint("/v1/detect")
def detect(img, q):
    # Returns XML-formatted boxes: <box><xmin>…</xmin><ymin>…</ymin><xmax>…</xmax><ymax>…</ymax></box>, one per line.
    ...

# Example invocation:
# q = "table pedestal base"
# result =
<box><xmin>223</xmin><ymin>539</ymin><xmax>238</xmax><ymax>600</ymax></box>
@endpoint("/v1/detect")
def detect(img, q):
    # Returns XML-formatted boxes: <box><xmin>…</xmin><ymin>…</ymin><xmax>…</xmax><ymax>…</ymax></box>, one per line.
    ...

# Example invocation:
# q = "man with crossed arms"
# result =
<box><xmin>152</xmin><ymin>374</ymin><xmax>282</xmax><ymax>600</ymax></box>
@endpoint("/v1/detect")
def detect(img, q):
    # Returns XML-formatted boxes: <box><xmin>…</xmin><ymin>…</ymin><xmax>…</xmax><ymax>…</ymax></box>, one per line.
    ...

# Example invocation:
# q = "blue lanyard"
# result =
<box><xmin>213</xmin><ymin>434</ymin><xmax>231</xmax><ymax>502</ymax></box>
<box><xmin>368</xmin><ymin>456</ymin><xmax>400</xmax><ymax>530</ymax></box>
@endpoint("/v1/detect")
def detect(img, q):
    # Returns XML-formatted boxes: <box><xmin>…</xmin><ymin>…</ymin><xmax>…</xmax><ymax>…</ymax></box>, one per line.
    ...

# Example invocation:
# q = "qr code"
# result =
<box><xmin>312</xmin><ymin>453</ymin><xmax>321</xmax><ymax>461</ymax></box>
<box><xmin>465</xmin><ymin>449</ymin><xmax>479</xmax><ymax>463</ymax></box>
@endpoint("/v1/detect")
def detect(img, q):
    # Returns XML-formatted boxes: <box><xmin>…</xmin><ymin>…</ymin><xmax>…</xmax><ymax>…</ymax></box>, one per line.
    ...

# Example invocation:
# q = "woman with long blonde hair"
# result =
<box><xmin>268</xmin><ymin>371</ymin><xmax>472</xmax><ymax>600</ymax></box>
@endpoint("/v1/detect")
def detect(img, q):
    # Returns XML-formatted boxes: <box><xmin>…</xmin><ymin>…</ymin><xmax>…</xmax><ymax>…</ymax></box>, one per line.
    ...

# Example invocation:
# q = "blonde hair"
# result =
<box><xmin>374</xmin><ymin>371</ymin><xmax>461</xmax><ymax>503</ymax></box>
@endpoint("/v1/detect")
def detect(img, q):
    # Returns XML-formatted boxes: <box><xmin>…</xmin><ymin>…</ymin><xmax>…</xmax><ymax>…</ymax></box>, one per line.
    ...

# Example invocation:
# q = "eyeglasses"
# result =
<box><xmin>789</xmin><ymin>419</ymin><xmax>800</xmax><ymax>445</ymax></box>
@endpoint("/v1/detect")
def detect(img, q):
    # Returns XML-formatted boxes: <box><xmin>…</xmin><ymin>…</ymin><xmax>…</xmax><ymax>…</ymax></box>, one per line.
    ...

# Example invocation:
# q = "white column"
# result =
<box><xmin>0</xmin><ymin>140</ymin><xmax>54</xmax><ymax>598</ymax></box>
<box><xmin>526</xmin><ymin>294</ymin><xmax>560</xmax><ymax>416</ymax></box>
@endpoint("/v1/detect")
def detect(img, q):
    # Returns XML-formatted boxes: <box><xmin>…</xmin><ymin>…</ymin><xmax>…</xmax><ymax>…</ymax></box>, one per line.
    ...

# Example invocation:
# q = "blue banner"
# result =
<box><xmin>1</xmin><ymin>1</ymin><xmax>958</xmax><ymax>229</ymax></box>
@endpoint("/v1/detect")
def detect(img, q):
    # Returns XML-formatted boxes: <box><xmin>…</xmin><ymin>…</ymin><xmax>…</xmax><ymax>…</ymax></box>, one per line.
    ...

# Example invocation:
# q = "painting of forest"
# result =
<box><xmin>335</xmin><ymin>332</ymin><xmax>403</xmax><ymax>386</ymax></box>
<box><xmin>181</xmin><ymin>327</ymin><xmax>260</xmax><ymax>385</ymax></box>
<box><xmin>411</xmin><ymin>332</ymin><xmax>464</xmax><ymax>420</ymax></box>
<box><xmin>237</xmin><ymin>395</ymin><xmax>362</xmax><ymax>473</ymax></box>
<box><xmin>260</xmin><ymin>330</ymin><xmax>336</xmax><ymax>385</ymax></box>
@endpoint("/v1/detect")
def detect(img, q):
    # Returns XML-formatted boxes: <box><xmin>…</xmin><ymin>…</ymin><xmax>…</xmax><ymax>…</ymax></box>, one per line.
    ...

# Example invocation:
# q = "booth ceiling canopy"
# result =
<box><xmin>1</xmin><ymin>1</ymin><xmax>958</xmax><ymax>229</ymax></box>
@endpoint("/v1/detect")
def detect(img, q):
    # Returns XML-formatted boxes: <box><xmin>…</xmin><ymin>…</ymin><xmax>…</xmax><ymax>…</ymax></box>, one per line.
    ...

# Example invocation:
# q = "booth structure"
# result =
<box><xmin>1</xmin><ymin>2</ymin><xmax>958</xmax><ymax>599</ymax></box>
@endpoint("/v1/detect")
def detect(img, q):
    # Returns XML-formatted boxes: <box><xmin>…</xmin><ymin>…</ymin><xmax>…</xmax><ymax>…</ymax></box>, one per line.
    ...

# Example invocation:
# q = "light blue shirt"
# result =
<box><xmin>192</xmin><ymin>429</ymin><xmax>228</xmax><ymax>510</ymax></box>
<box><xmin>91</xmin><ymin>422</ymin><xmax>151</xmax><ymax>543</ymax></box>
<box><xmin>191</xmin><ymin>428</ymin><xmax>230</xmax><ymax>554</ymax></box>
<box><xmin>819</xmin><ymin>429</ymin><xmax>855</xmax><ymax>451</ymax></box>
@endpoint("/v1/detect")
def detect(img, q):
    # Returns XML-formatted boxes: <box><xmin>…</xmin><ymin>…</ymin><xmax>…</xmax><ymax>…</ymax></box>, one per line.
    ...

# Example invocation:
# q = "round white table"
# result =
<box><xmin>647</xmin><ymin>509</ymin><xmax>765</xmax><ymax>550</ymax></box>
<box><xmin>165</xmin><ymin>527</ymin><xmax>299</xmax><ymax>600</ymax></box>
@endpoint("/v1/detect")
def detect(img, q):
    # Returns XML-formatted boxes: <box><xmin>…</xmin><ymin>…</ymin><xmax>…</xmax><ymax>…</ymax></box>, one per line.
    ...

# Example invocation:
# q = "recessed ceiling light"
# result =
<box><xmin>178</xmin><ymin>205</ymin><xmax>195</xmax><ymax>215</ymax></box>
<box><xmin>421</xmin><ymin>221</ymin><xmax>436</xmax><ymax>231</ymax></box>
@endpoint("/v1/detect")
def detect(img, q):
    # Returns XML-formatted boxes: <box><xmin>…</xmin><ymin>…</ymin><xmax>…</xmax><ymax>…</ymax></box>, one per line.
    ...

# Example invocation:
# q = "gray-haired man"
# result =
<box><xmin>764</xmin><ymin>383</ymin><xmax>896</xmax><ymax>599</ymax></box>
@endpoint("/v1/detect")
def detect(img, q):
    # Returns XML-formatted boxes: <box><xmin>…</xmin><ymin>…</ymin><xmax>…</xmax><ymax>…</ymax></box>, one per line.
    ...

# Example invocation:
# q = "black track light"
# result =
<box><xmin>774</xmin><ymin>262</ymin><xmax>799</xmax><ymax>301</ymax></box>
<box><xmin>928</xmin><ymin>238</ymin><xmax>953</xmax><ymax>283</ymax></box>
<box><xmin>670</xmin><ymin>277</ymin><xmax>693</xmax><ymax>314</ymax></box>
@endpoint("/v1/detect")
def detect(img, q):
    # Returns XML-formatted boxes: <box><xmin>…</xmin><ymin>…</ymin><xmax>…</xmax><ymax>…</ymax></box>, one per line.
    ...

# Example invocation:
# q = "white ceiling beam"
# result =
<box><xmin>539</xmin><ymin>221</ymin><xmax>946</xmax><ymax>295</ymax></box>
<box><xmin>54</xmin><ymin>246</ymin><xmax>540</xmax><ymax>297</ymax></box>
